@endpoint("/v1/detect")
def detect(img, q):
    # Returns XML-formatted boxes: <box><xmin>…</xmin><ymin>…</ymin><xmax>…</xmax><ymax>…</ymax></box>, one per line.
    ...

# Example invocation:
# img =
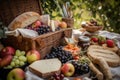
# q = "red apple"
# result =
<box><xmin>74</xmin><ymin>55</ymin><xmax>80</xmax><ymax>60</ymax></box>
<box><xmin>91</xmin><ymin>37</ymin><xmax>98</xmax><ymax>42</ymax></box>
<box><xmin>26</xmin><ymin>49</ymin><xmax>40</xmax><ymax>64</ymax></box>
<box><xmin>73</xmin><ymin>78</ymin><xmax>82</xmax><ymax>80</ymax></box>
<box><xmin>0</xmin><ymin>58</ymin><xmax>2</xmax><ymax>64</ymax></box>
<box><xmin>35</xmin><ymin>20</ymin><xmax>41</xmax><ymax>27</ymax></box>
<box><xmin>59</xmin><ymin>21</ymin><xmax>67</xmax><ymax>28</ymax></box>
<box><xmin>0</xmin><ymin>55</ymin><xmax>13</xmax><ymax>68</ymax></box>
<box><xmin>106</xmin><ymin>39</ymin><xmax>115</xmax><ymax>47</ymax></box>
<box><xmin>61</xmin><ymin>63</ymin><xmax>75</xmax><ymax>77</ymax></box>
<box><xmin>0</xmin><ymin>46</ymin><xmax>15</xmax><ymax>58</ymax></box>
<box><xmin>7</xmin><ymin>68</ymin><xmax>25</xmax><ymax>80</ymax></box>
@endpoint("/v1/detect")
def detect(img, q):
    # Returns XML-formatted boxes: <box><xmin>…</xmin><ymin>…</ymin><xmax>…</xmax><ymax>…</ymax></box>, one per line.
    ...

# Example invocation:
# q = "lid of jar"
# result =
<box><xmin>79</xmin><ymin>36</ymin><xmax>90</xmax><ymax>42</ymax></box>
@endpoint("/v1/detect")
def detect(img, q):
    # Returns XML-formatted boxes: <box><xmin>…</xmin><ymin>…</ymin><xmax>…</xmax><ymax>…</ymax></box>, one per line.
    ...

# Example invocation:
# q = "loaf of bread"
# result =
<box><xmin>89</xmin><ymin>62</ymin><xmax>103</xmax><ymax>80</ymax></box>
<box><xmin>102</xmin><ymin>44</ymin><xmax>118</xmax><ymax>52</ymax></box>
<box><xmin>8</xmin><ymin>12</ymin><xmax>40</xmax><ymax>31</ymax></box>
<box><xmin>87</xmin><ymin>45</ymin><xmax>120</xmax><ymax>67</ymax></box>
<box><xmin>29</xmin><ymin>58</ymin><xmax>62</xmax><ymax>78</ymax></box>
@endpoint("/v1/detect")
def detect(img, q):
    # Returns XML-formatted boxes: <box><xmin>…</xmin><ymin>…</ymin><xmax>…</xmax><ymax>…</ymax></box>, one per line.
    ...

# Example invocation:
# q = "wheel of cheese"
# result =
<box><xmin>87</xmin><ymin>45</ymin><xmax>120</xmax><ymax>67</ymax></box>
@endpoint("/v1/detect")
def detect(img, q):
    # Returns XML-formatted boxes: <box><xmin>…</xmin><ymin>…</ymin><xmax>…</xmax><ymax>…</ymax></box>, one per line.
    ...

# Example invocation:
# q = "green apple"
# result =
<box><xmin>26</xmin><ymin>49</ymin><xmax>40</xmax><ymax>64</ymax></box>
<box><xmin>7</xmin><ymin>68</ymin><xmax>25</xmax><ymax>80</ymax></box>
<box><xmin>61</xmin><ymin>63</ymin><xmax>75</xmax><ymax>77</ymax></box>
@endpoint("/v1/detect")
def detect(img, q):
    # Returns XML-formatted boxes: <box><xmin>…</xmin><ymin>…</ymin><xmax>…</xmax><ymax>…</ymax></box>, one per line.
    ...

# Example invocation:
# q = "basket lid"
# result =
<box><xmin>0</xmin><ymin>0</ymin><xmax>43</xmax><ymax>26</ymax></box>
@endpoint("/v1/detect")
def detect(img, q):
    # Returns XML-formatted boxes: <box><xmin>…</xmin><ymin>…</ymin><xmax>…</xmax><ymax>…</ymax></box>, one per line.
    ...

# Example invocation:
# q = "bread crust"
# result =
<box><xmin>102</xmin><ymin>44</ymin><xmax>118</xmax><ymax>52</ymax></box>
<box><xmin>87</xmin><ymin>45</ymin><xmax>120</xmax><ymax>67</ymax></box>
<box><xmin>29</xmin><ymin>67</ymin><xmax>61</xmax><ymax>78</ymax></box>
<box><xmin>8</xmin><ymin>12</ymin><xmax>40</xmax><ymax>31</ymax></box>
<box><xmin>89</xmin><ymin>62</ymin><xmax>103</xmax><ymax>80</ymax></box>
<box><xmin>94</xmin><ymin>57</ymin><xmax>112</xmax><ymax>80</ymax></box>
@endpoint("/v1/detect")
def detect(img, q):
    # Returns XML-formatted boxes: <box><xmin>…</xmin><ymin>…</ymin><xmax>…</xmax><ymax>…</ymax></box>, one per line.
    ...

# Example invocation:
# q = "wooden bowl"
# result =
<box><xmin>82</xmin><ymin>25</ymin><xmax>103</xmax><ymax>33</ymax></box>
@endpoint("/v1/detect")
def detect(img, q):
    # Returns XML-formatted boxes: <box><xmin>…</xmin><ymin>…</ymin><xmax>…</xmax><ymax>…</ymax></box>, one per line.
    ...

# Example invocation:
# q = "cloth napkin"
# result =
<box><xmin>5</xmin><ymin>28</ymin><xmax>39</xmax><ymax>38</ymax></box>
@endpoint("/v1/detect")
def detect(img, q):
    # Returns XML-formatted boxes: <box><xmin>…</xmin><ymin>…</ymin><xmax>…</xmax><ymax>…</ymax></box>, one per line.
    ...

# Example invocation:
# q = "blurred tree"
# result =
<box><xmin>41</xmin><ymin>0</ymin><xmax>120</xmax><ymax>33</ymax></box>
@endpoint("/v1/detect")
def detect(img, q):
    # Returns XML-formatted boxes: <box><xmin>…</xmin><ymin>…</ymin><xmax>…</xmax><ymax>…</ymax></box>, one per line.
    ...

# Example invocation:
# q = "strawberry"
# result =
<box><xmin>106</xmin><ymin>39</ymin><xmax>114</xmax><ymax>47</ymax></box>
<box><xmin>91</xmin><ymin>37</ymin><xmax>98</xmax><ymax>42</ymax></box>
<box><xmin>98</xmin><ymin>36</ymin><xmax>106</xmax><ymax>45</ymax></box>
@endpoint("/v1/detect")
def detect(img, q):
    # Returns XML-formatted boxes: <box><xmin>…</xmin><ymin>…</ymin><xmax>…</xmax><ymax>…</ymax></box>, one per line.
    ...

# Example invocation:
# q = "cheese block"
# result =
<box><xmin>8</xmin><ymin>12</ymin><xmax>40</xmax><ymax>31</ymax></box>
<box><xmin>87</xmin><ymin>45</ymin><xmax>120</xmax><ymax>67</ymax></box>
<box><xmin>29</xmin><ymin>58</ymin><xmax>61</xmax><ymax>78</ymax></box>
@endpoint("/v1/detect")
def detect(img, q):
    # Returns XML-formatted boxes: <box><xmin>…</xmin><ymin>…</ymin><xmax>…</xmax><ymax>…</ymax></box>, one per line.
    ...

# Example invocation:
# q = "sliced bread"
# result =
<box><xmin>29</xmin><ymin>58</ymin><xmax>61</xmax><ymax>78</ymax></box>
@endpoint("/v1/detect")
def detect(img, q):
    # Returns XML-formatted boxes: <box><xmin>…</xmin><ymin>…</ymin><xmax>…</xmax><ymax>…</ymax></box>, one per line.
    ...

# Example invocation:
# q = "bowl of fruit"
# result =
<box><xmin>60</xmin><ymin>57</ymin><xmax>90</xmax><ymax>80</ymax></box>
<box><xmin>0</xmin><ymin>46</ymin><xmax>28</xmax><ymax>80</ymax></box>
<box><xmin>81</xmin><ymin>19</ymin><xmax>103</xmax><ymax>33</ymax></box>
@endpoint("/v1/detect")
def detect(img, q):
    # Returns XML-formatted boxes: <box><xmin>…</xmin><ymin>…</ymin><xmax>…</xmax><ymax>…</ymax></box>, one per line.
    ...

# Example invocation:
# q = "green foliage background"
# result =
<box><xmin>40</xmin><ymin>0</ymin><xmax>120</xmax><ymax>33</ymax></box>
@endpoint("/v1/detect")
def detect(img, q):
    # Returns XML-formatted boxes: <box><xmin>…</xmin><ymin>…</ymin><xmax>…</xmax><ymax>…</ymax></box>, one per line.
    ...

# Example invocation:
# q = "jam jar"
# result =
<box><xmin>78</xmin><ymin>36</ymin><xmax>90</xmax><ymax>50</ymax></box>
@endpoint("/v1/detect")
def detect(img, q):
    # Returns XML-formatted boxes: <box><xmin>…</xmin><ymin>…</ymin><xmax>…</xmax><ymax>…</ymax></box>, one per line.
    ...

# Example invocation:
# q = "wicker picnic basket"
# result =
<box><xmin>0</xmin><ymin>0</ymin><xmax>72</xmax><ymax>58</ymax></box>
<box><xmin>62</xmin><ymin>18</ymin><xmax>74</xmax><ymax>28</ymax></box>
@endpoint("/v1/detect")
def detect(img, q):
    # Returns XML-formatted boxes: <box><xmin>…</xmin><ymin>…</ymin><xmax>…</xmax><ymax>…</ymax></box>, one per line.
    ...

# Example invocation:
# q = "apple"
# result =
<box><xmin>74</xmin><ymin>55</ymin><xmax>80</xmax><ymax>60</ymax></box>
<box><xmin>35</xmin><ymin>20</ymin><xmax>41</xmax><ymax>27</ymax></box>
<box><xmin>106</xmin><ymin>39</ymin><xmax>115</xmax><ymax>47</ymax></box>
<box><xmin>0</xmin><ymin>58</ymin><xmax>2</xmax><ymax>64</ymax></box>
<box><xmin>73</xmin><ymin>78</ymin><xmax>82</xmax><ymax>80</ymax></box>
<box><xmin>0</xmin><ymin>46</ymin><xmax>15</xmax><ymax>58</ymax></box>
<box><xmin>0</xmin><ymin>55</ymin><xmax>13</xmax><ymax>67</ymax></box>
<box><xmin>26</xmin><ymin>49</ymin><xmax>40</xmax><ymax>64</ymax></box>
<box><xmin>7</xmin><ymin>68</ymin><xmax>25</xmax><ymax>80</ymax></box>
<box><xmin>54</xmin><ymin>20</ymin><xmax>61</xmax><ymax>27</ymax></box>
<box><xmin>0</xmin><ymin>43</ymin><xmax>4</xmax><ymax>51</ymax></box>
<box><xmin>59</xmin><ymin>21</ymin><xmax>67</xmax><ymax>28</ymax></box>
<box><xmin>91</xmin><ymin>37</ymin><xmax>98</xmax><ymax>42</ymax></box>
<box><xmin>61</xmin><ymin>63</ymin><xmax>75</xmax><ymax>77</ymax></box>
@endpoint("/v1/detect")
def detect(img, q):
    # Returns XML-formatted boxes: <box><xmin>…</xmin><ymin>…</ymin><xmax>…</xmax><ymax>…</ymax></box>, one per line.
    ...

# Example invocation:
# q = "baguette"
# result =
<box><xmin>87</xmin><ymin>45</ymin><xmax>120</xmax><ymax>67</ymax></box>
<box><xmin>89</xmin><ymin>62</ymin><xmax>103</xmax><ymax>80</ymax></box>
<box><xmin>94</xmin><ymin>57</ymin><xmax>112</xmax><ymax>80</ymax></box>
<box><xmin>8</xmin><ymin>12</ymin><xmax>40</xmax><ymax>31</ymax></box>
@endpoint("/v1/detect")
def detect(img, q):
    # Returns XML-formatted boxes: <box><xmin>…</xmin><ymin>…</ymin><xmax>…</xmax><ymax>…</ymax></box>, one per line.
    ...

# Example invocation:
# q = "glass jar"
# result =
<box><xmin>78</xmin><ymin>36</ymin><xmax>90</xmax><ymax>50</ymax></box>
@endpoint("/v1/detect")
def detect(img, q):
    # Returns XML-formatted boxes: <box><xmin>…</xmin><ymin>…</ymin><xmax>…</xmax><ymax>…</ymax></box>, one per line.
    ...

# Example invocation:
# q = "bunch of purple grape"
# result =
<box><xmin>36</xmin><ymin>25</ymin><xmax>51</xmax><ymax>35</ymax></box>
<box><xmin>48</xmin><ymin>73</ymin><xmax>64</xmax><ymax>80</ymax></box>
<box><xmin>70</xmin><ymin>60</ymin><xmax>90</xmax><ymax>75</ymax></box>
<box><xmin>44</xmin><ymin>46</ymin><xmax>73</xmax><ymax>63</ymax></box>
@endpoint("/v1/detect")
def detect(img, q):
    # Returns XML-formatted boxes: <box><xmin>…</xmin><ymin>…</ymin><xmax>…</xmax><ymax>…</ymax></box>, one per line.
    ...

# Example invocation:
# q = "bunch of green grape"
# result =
<box><xmin>4</xmin><ymin>50</ymin><xmax>27</xmax><ymax>69</ymax></box>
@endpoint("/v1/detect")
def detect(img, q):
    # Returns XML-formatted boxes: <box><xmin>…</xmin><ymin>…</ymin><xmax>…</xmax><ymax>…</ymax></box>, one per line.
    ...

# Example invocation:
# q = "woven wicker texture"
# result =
<box><xmin>62</xmin><ymin>18</ymin><xmax>74</xmax><ymax>28</ymax></box>
<box><xmin>2</xmin><ymin>28</ymin><xmax>72</xmax><ymax>58</ymax></box>
<box><xmin>0</xmin><ymin>0</ymin><xmax>42</xmax><ymax>26</ymax></box>
<box><xmin>0</xmin><ymin>0</ymin><xmax>72</xmax><ymax>59</ymax></box>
